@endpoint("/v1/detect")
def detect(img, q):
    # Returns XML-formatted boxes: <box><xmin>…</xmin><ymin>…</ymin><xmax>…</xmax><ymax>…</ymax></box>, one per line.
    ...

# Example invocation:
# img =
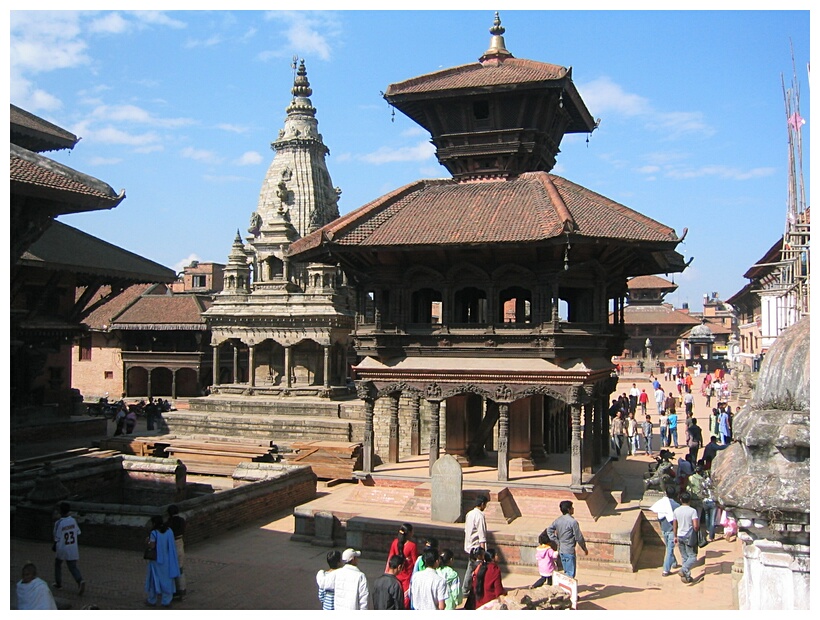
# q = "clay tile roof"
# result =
<box><xmin>628</xmin><ymin>275</ymin><xmax>677</xmax><ymax>290</ymax></box>
<box><xmin>622</xmin><ymin>304</ymin><xmax>701</xmax><ymax>325</ymax></box>
<box><xmin>111</xmin><ymin>294</ymin><xmax>208</xmax><ymax>330</ymax></box>
<box><xmin>78</xmin><ymin>283</ymin><xmax>154</xmax><ymax>330</ymax></box>
<box><xmin>10</xmin><ymin>104</ymin><xmax>78</xmax><ymax>152</ymax></box>
<box><xmin>291</xmin><ymin>172</ymin><xmax>678</xmax><ymax>254</ymax></box>
<box><xmin>385</xmin><ymin>58</ymin><xmax>568</xmax><ymax>96</ymax></box>
<box><xmin>11</xmin><ymin>144</ymin><xmax>125</xmax><ymax>213</ymax></box>
<box><xmin>19</xmin><ymin>220</ymin><xmax>176</xmax><ymax>283</ymax></box>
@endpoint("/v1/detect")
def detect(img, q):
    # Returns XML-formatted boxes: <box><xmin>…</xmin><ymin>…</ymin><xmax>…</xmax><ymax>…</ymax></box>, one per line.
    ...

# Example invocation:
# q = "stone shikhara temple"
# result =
<box><xmin>289</xmin><ymin>14</ymin><xmax>687</xmax><ymax>484</ymax></box>
<box><xmin>204</xmin><ymin>60</ymin><xmax>356</xmax><ymax>398</ymax></box>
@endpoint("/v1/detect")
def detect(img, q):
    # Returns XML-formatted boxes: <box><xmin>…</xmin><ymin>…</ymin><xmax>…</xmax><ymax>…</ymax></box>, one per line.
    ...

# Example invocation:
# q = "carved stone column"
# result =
<box><xmin>147</xmin><ymin>368</ymin><xmax>153</xmax><ymax>399</ymax></box>
<box><xmin>387</xmin><ymin>392</ymin><xmax>400</xmax><ymax>463</ymax></box>
<box><xmin>583</xmin><ymin>400</ymin><xmax>593</xmax><ymax>473</ymax></box>
<box><xmin>212</xmin><ymin>344</ymin><xmax>219</xmax><ymax>387</ymax></box>
<box><xmin>410</xmin><ymin>393</ymin><xmax>421</xmax><ymax>456</ymax></box>
<box><xmin>171</xmin><ymin>370</ymin><xmax>177</xmax><ymax>400</ymax></box>
<box><xmin>232</xmin><ymin>343</ymin><xmax>239</xmax><ymax>384</ymax></box>
<box><xmin>323</xmin><ymin>345</ymin><xmax>331</xmax><ymax>388</ymax></box>
<box><xmin>497</xmin><ymin>402</ymin><xmax>510</xmax><ymax>481</ymax></box>
<box><xmin>248</xmin><ymin>344</ymin><xmax>256</xmax><ymax>387</ymax></box>
<box><xmin>427</xmin><ymin>399</ymin><xmax>441</xmax><ymax>476</ymax></box>
<box><xmin>284</xmin><ymin>345</ymin><xmax>292</xmax><ymax>389</ymax></box>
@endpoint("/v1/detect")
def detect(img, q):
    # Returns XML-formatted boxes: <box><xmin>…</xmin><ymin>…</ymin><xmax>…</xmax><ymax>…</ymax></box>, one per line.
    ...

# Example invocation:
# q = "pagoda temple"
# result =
<box><xmin>289</xmin><ymin>14</ymin><xmax>687</xmax><ymax>486</ymax></box>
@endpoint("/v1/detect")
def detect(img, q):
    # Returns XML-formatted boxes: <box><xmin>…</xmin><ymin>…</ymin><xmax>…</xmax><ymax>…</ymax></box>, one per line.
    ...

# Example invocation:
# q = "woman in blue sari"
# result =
<box><xmin>145</xmin><ymin>515</ymin><xmax>180</xmax><ymax>607</ymax></box>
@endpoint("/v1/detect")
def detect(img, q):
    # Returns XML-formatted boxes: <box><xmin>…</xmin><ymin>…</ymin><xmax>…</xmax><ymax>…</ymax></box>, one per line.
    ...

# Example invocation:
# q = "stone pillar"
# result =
<box><xmin>232</xmin><ymin>343</ymin><xmax>239</xmax><ymax>384</ymax></box>
<box><xmin>323</xmin><ymin>345</ymin><xmax>331</xmax><ymax>388</ymax></box>
<box><xmin>212</xmin><ymin>344</ymin><xmax>219</xmax><ymax>387</ymax></box>
<box><xmin>410</xmin><ymin>393</ymin><xmax>421</xmax><ymax>456</ymax></box>
<box><xmin>171</xmin><ymin>370</ymin><xmax>177</xmax><ymax>400</ymax></box>
<box><xmin>428</xmin><ymin>400</ymin><xmax>441</xmax><ymax>476</ymax></box>
<box><xmin>147</xmin><ymin>368</ymin><xmax>153</xmax><ymax>399</ymax></box>
<box><xmin>387</xmin><ymin>392</ymin><xmax>400</xmax><ymax>464</ymax></box>
<box><xmin>357</xmin><ymin>386</ymin><xmax>375</xmax><ymax>474</ymax></box>
<box><xmin>284</xmin><ymin>345</ymin><xmax>292</xmax><ymax>388</ymax></box>
<box><xmin>570</xmin><ymin>400</ymin><xmax>582</xmax><ymax>488</ymax></box>
<box><xmin>583</xmin><ymin>401</ymin><xmax>593</xmax><ymax>473</ymax></box>
<box><xmin>497</xmin><ymin>402</ymin><xmax>510</xmax><ymax>481</ymax></box>
<box><xmin>248</xmin><ymin>344</ymin><xmax>256</xmax><ymax>387</ymax></box>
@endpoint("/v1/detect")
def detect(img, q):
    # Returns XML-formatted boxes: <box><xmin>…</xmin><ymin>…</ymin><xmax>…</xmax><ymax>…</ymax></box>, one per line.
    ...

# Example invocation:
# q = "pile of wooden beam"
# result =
<box><xmin>284</xmin><ymin>441</ymin><xmax>363</xmax><ymax>481</ymax></box>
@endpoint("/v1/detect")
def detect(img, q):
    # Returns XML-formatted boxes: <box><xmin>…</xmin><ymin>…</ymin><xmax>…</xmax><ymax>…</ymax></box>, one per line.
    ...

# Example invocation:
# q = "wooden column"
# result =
<box><xmin>428</xmin><ymin>400</ymin><xmax>441</xmax><ymax>476</ymax></box>
<box><xmin>147</xmin><ymin>368</ymin><xmax>153</xmax><ymax>399</ymax></box>
<box><xmin>171</xmin><ymin>370</ymin><xmax>177</xmax><ymax>400</ymax></box>
<box><xmin>363</xmin><ymin>398</ymin><xmax>375</xmax><ymax>474</ymax></box>
<box><xmin>497</xmin><ymin>402</ymin><xmax>510</xmax><ymax>482</ymax></box>
<box><xmin>570</xmin><ymin>399</ymin><xmax>583</xmax><ymax>488</ymax></box>
<box><xmin>410</xmin><ymin>393</ymin><xmax>421</xmax><ymax>456</ymax></box>
<box><xmin>387</xmin><ymin>392</ymin><xmax>400</xmax><ymax>463</ymax></box>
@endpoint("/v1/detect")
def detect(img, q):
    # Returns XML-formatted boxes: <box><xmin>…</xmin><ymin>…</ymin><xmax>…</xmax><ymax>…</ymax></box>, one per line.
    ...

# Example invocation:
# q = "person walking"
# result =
<box><xmin>435</xmin><ymin>550</ymin><xmax>462</xmax><ymax>610</ymax></box>
<box><xmin>686</xmin><ymin>418</ymin><xmax>703</xmax><ymax>462</ymax></box>
<box><xmin>654</xmin><ymin>385</ymin><xmax>666</xmax><ymax>416</ymax></box>
<box><xmin>371</xmin><ymin>554</ymin><xmax>405</xmax><ymax>610</ymax></box>
<box><xmin>462</xmin><ymin>495</ymin><xmax>488</xmax><ymax>600</ymax></box>
<box><xmin>666</xmin><ymin>403</ymin><xmax>679</xmax><ymax>449</ymax></box>
<box><xmin>472</xmin><ymin>549</ymin><xmax>505</xmax><ymax>609</ymax></box>
<box><xmin>531</xmin><ymin>531</ymin><xmax>558</xmax><ymax>587</ymax></box>
<box><xmin>166</xmin><ymin>505</ymin><xmax>187</xmax><ymax>600</ymax></box>
<box><xmin>16</xmin><ymin>563</ymin><xmax>58</xmax><ymax>610</ymax></box>
<box><xmin>658</xmin><ymin>411</ymin><xmax>669</xmax><ymax>448</ymax></box>
<box><xmin>316</xmin><ymin>550</ymin><xmax>342</xmax><ymax>610</ymax></box>
<box><xmin>409</xmin><ymin>548</ymin><xmax>447</xmax><ymax>610</ymax></box>
<box><xmin>639</xmin><ymin>388</ymin><xmax>649</xmax><ymax>416</ymax></box>
<box><xmin>672</xmin><ymin>492</ymin><xmax>700</xmax><ymax>584</ymax></box>
<box><xmin>52</xmin><ymin>501</ymin><xmax>85</xmax><ymax>595</ymax></box>
<box><xmin>628</xmin><ymin>383</ymin><xmax>640</xmax><ymax>414</ymax></box>
<box><xmin>144</xmin><ymin>514</ymin><xmax>180</xmax><ymax>607</ymax></box>
<box><xmin>641</xmin><ymin>414</ymin><xmax>654</xmax><ymax>455</ymax></box>
<box><xmin>650</xmin><ymin>486</ymin><xmax>681</xmax><ymax>577</ymax></box>
<box><xmin>546</xmin><ymin>500</ymin><xmax>588</xmax><ymax>579</ymax></box>
<box><xmin>333</xmin><ymin>548</ymin><xmax>369</xmax><ymax>610</ymax></box>
<box><xmin>610</xmin><ymin>410</ymin><xmax>626</xmax><ymax>459</ymax></box>
<box><xmin>386</xmin><ymin>522</ymin><xmax>418</xmax><ymax>607</ymax></box>
<box><xmin>627</xmin><ymin>411</ymin><xmax>640</xmax><ymax>456</ymax></box>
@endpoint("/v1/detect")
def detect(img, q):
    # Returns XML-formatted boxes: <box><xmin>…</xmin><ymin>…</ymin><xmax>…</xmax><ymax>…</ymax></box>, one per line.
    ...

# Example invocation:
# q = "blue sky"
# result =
<box><xmin>9</xmin><ymin>7</ymin><xmax>811</xmax><ymax>311</ymax></box>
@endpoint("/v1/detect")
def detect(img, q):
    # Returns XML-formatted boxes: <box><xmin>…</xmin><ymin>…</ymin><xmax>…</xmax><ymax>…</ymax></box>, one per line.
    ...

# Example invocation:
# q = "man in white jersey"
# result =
<box><xmin>53</xmin><ymin>502</ymin><xmax>85</xmax><ymax>595</ymax></box>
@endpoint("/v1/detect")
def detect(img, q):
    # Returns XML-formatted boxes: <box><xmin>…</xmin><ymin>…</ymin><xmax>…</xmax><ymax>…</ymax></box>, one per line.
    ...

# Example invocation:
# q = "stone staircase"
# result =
<box><xmin>162</xmin><ymin>396</ymin><xmax>366</xmax><ymax>444</ymax></box>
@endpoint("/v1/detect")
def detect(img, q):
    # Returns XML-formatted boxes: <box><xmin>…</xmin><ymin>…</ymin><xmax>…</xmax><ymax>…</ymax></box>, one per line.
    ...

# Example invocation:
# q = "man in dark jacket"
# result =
<box><xmin>371</xmin><ymin>554</ymin><xmax>405</xmax><ymax>610</ymax></box>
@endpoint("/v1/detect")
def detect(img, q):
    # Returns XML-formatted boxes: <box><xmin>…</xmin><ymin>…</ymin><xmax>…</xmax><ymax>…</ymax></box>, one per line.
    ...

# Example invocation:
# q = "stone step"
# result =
<box><xmin>186</xmin><ymin>398</ymin><xmax>353</xmax><ymax>418</ymax></box>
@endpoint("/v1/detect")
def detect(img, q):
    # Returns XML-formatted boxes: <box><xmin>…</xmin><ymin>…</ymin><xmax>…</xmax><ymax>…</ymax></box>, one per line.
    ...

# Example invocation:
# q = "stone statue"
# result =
<box><xmin>248</xmin><ymin>211</ymin><xmax>261</xmax><ymax>234</ymax></box>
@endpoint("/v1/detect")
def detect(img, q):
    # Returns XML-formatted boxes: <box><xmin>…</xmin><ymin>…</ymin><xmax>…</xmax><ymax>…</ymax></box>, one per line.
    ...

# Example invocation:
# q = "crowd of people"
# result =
<box><xmin>313</xmin><ymin>496</ymin><xmax>589</xmax><ymax>610</ymax></box>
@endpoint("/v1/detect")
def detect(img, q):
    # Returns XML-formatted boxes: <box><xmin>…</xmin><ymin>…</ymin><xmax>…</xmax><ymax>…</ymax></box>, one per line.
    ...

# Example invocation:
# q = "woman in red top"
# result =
<box><xmin>472</xmin><ymin>549</ymin><xmax>506</xmax><ymax>608</ymax></box>
<box><xmin>386</xmin><ymin>522</ymin><xmax>418</xmax><ymax>607</ymax></box>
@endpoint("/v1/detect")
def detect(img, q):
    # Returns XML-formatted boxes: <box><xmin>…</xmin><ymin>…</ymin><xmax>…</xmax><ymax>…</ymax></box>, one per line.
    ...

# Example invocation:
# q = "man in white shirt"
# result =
<box><xmin>462</xmin><ymin>495</ymin><xmax>488</xmax><ymax>599</ymax></box>
<box><xmin>654</xmin><ymin>386</ymin><xmax>666</xmax><ymax>416</ymax></box>
<box><xmin>332</xmin><ymin>548</ymin><xmax>369</xmax><ymax>610</ymax></box>
<box><xmin>650</xmin><ymin>486</ymin><xmax>681</xmax><ymax>577</ymax></box>
<box><xmin>53</xmin><ymin>502</ymin><xmax>85</xmax><ymax>595</ymax></box>
<box><xmin>672</xmin><ymin>492</ymin><xmax>700</xmax><ymax>584</ymax></box>
<box><xmin>628</xmin><ymin>383</ymin><xmax>640</xmax><ymax>414</ymax></box>
<box><xmin>16</xmin><ymin>563</ymin><xmax>58</xmax><ymax>610</ymax></box>
<box><xmin>410</xmin><ymin>549</ymin><xmax>447</xmax><ymax>610</ymax></box>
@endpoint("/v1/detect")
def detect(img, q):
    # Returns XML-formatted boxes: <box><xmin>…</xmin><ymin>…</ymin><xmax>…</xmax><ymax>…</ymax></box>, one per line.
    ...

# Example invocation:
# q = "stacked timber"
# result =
<box><xmin>285</xmin><ymin>441</ymin><xmax>363</xmax><ymax>480</ymax></box>
<box><xmin>160</xmin><ymin>438</ymin><xmax>279</xmax><ymax>476</ymax></box>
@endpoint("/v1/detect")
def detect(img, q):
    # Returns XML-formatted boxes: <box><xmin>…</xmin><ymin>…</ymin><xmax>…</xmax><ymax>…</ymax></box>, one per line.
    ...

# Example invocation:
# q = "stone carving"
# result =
<box><xmin>426</xmin><ymin>383</ymin><xmax>442</xmax><ymax>399</ymax></box>
<box><xmin>495</xmin><ymin>385</ymin><xmax>512</xmax><ymax>401</ymax></box>
<box><xmin>711</xmin><ymin>316</ymin><xmax>810</xmax><ymax>610</ymax></box>
<box><xmin>248</xmin><ymin>211</ymin><xmax>261</xmax><ymax>234</ymax></box>
<box><xmin>431</xmin><ymin>454</ymin><xmax>463</xmax><ymax>523</ymax></box>
<box><xmin>356</xmin><ymin>381</ymin><xmax>374</xmax><ymax>401</ymax></box>
<box><xmin>485</xmin><ymin>339</ymin><xmax>497</xmax><ymax>347</ymax></box>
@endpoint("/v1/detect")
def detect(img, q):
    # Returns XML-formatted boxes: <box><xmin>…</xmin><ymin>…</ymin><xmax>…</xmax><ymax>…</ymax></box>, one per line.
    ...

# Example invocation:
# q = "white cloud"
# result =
<box><xmin>129</xmin><ymin>11</ymin><xmax>187</xmax><ymax>30</ymax></box>
<box><xmin>261</xmin><ymin>11</ymin><xmax>342</xmax><ymax>61</ymax></box>
<box><xmin>217</xmin><ymin>123</ymin><xmax>250</xmax><ymax>134</ymax></box>
<box><xmin>360</xmin><ymin>141</ymin><xmax>436</xmax><ymax>164</ymax></box>
<box><xmin>184</xmin><ymin>34</ymin><xmax>224</xmax><ymax>49</ymax></box>
<box><xmin>173</xmin><ymin>254</ymin><xmax>201</xmax><ymax>274</ymax></box>
<box><xmin>88</xmin><ymin>12</ymin><xmax>130</xmax><ymax>35</ymax></box>
<box><xmin>236</xmin><ymin>151</ymin><xmax>263</xmax><ymax>166</ymax></box>
<box><xmin>73</xmin><ymin>121</ymin><xmax>162</xmax><ymax>147</ymax></box>
<box><xmin>664</xmin><ymin>165</ymin><xmax>775</xmax><ymax>181</ymax></box>
<box><xmin>181</xmin><ymin>146</ymin><xmax>223</xmax><ymax>164</ymax></box>
<box><xmin>10</xmin><ymin>11</ymin><xmax>89</xmax><ymax>74</ymax></box>
<box><xmin>88</xmin><ymin>156</ymin><xmax>123</xmax><ymax>165</ymax></box>
<box><xmin>636</xmin><ymin>165</ymin><xmax>661</xmax><ymax>174</ymax></box>
<box><xmin>89</xmin><ymin>104</ymin><xmax>195</xmax><ymax>128</ymax></box>
<box><xmin>203</xmin><ymin>174</ymin><xmax>250</xmax><ymax>183</ymax></box>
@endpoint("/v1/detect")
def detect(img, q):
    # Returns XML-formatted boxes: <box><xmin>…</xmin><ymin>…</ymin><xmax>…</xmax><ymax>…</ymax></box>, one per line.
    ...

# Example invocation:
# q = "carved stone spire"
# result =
<box><xmin>255</xmin><ymin>59</ymin><xmax>340</xmax><ymax>240</ymax></box>
<box><xmin>480</xmin><ymin>12</ymin><xmax>513</xmax><ymax>64</ymax></box>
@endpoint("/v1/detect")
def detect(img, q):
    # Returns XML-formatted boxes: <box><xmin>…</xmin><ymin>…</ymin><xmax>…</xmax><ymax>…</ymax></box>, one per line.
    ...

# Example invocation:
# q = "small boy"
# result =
<box><xmin>316</xmin><ymin>549</ymin><xmax>342</xmax><ymax>610</ymax></box>
<box><xmin>531</xmin><ymin>531</ymin><xmax>558</xmax><ymax>588</ymax></box>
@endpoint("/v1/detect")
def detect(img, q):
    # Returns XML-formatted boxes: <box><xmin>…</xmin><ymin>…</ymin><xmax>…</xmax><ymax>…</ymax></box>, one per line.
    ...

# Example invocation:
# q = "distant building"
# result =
<box><xmin>170</xmin><ymin>261</ymin><xmax>224</xmax><ymax>294</ymax></box>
